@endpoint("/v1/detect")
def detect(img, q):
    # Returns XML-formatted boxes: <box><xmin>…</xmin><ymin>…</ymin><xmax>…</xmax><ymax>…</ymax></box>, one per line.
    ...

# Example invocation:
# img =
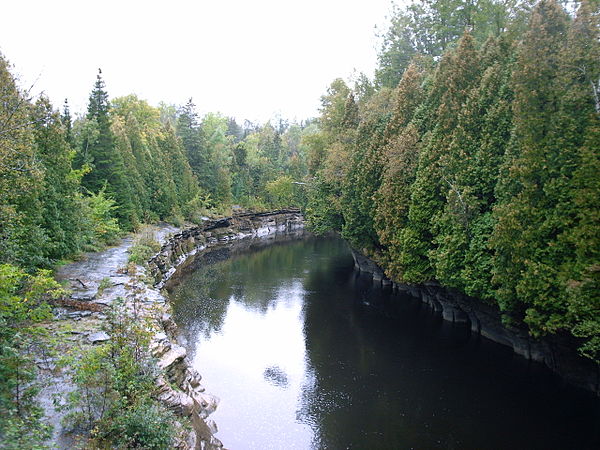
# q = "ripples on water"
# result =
<box><xmin>168</xmin><ymin>235</ymin><xmax>599</xmax><ymax>450</ymax></box>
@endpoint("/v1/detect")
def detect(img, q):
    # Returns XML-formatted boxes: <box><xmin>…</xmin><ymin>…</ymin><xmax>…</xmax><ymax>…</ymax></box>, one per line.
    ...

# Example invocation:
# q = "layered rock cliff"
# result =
<box><xmin>350</xmin><ymin>247</ymin><xmax>600</xmax><ymax>395</ymax></box>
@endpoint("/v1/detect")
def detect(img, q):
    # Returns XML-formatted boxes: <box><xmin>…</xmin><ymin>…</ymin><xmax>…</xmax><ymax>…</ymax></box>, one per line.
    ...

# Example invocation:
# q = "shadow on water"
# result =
<box><xmin>169</xmin><ymin>235</ymin><xmax>600</xmax><ymax>450</ymax></box>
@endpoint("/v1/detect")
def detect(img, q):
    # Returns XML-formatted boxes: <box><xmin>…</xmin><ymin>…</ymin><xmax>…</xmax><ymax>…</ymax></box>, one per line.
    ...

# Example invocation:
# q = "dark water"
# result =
<box><xmin>169</xmin><ymin>235</ymin><xmax>599</xmax><ymax>450</ymax></box>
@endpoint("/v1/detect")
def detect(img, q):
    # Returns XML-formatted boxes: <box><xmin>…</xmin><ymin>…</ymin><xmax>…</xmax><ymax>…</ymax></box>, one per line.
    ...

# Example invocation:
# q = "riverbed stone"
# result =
<box><xmin>88</xmin><ymin>331</ymin><xmax>110</xmax><ymax>344</ymax></box>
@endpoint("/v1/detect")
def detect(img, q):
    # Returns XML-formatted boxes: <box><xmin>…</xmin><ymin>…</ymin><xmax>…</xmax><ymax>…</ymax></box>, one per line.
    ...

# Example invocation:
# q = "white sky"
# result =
<box><xmin>0</xmin><ymin>0</ymin><xmax>394</xmax><ymax>123</ymax></box>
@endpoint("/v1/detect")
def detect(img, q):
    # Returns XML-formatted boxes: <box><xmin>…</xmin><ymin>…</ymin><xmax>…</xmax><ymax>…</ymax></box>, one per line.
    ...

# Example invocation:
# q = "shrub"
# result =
<box><xmin>0</xmin><ymin>264</ymin><xmax>63</xmax><ymax>447</ymax></box>
<box><xmin>62</xmin><ymin>298</ymin><xmax>175</xmax><ymax>448</ymax></box>
<box><xmin>128</xmin><ymin>230</ymin><xmax>161</xmax><ymax>266</ymax></box>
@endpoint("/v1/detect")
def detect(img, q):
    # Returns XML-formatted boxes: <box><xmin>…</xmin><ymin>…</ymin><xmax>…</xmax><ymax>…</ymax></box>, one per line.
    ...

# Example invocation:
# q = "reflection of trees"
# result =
<box><xmin>170</xmin><ymin>234</ymin><xmax>598</xmax><ymax>449</ymax></box>
<box><xmin>169</xmin><ymin>255</ymin><xmax>232</xmax><ymax>349</ymax></box>
<box><xmin>168</xmin><ymin>234</ymin><xmax>348</xmax><ymax>345</ymax></box>
<box><xmin>300</xmin><ymin>258</ymin><xmax>599</xmax><ymax>449</ymax></box>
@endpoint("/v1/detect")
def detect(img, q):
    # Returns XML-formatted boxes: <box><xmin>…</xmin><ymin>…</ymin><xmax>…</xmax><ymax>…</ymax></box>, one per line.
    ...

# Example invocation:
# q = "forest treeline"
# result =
<box><xmin>0</xmin><ymin>62</ymin><xmax>311</xmax><ymax>270</ymax></box>
<box><xmin>304</xmin><ymin>0</ymin><xmax>599</xmax><ymax>363</ymax></box>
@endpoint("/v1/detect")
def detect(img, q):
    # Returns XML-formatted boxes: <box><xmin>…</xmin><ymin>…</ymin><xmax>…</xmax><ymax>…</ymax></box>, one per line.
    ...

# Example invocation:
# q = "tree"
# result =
<box><xmin>399</xmin><ymin>32</ymin><xmax>482</xmax><ymax>282</ymax></box>
<box><xmin>79</xmin><ymin>69</ymin><xmax>135</xmax><ymax>228</ymax></box>
<box><xmin>33</xmin><ymin>96</ymin><xmax>84</xmax><ymax>260</ymax></box>
<box><xmin>374</xmin><ymin>63</ymin><xmax>427</xmax><ymax>279</ymax></box>
<box><xmin>176</xmin><ymin>98</ymin><xmax>204</xmax><ymax>179</ymax></box>
<box><xmin>0</xmin><ymin>54</ymin><xmax>46</xmax><ymax>267</ymax></box>
<box><xmin>491</xmin><ymin>0</ymin><xmax>570</xmax><ymax>325</ymax></box>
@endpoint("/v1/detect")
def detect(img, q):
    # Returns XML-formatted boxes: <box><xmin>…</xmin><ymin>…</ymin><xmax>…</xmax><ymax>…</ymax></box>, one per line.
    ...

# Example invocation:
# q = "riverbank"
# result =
<box><xmin>349</xmin><ymin>247</ymin><xmax>600</xmax><ymax>395</ymax></box>
<box><xmin>41</xmin><ymin>210</ymin><xmax>304</xmax><ymax>448</ymax></box>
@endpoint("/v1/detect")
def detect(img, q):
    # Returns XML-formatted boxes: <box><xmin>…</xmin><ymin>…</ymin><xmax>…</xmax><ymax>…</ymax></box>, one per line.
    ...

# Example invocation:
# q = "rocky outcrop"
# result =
<box><xmin>148</xmin><ymin>209</ymin><xmax>304</xmax><ymax>288</ymax></box>
<box><xmin>350</xmin><ymin>247</ymin><xmax>600</xmax><ymax>395</ymax></box>
<box><xmin>150</xmin><ymin>315</ymin><xmax>222</xmax><ymax>449</ymax></box>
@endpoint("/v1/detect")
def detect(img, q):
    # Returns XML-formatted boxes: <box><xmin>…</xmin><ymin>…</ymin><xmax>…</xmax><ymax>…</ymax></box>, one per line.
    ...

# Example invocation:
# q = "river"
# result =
<box><xmin>168</xmin><ymin>234</ymin><xmax>599</xmax><ymax>449</ymax></box>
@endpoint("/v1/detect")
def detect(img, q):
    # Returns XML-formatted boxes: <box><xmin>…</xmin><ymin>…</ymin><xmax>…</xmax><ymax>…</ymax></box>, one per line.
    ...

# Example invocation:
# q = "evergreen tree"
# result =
<box><xmin>33</xmin><ymin>97</ymin><xmax>83</xmax><ymax>260</ymax></box>
<box><xmin>341</xmin><ymin>92</ymin><xmax>391</xmax><ymax>254</ymax></box>
<box><xmin>401</xmin><ymin>32</ymin><xmax>482</xmax><ymax>282</ymax></box>
<box><xmin>491</xmin><ymin>0</ymin><xmax>570</xmax><ymax>325</ymax></box>
<box><xmin>552</xmin><ymin>0</ymin><xmax>600</xmax><ymax>360</ymax></box>
<box><xmin>61</xmin><ymin>98</ymin><xmax>73</xmax><ymax>146</ymax></box>
<box><xmin>0</xmin><ymin>54</ymin><xmax>46</xmax><ymax>267</ymax></box>
<box><xmin>80</xmin><ymin>69</ymin><xmax>135</xmax><ymax>228</ymax></box>
<box><xmin>176</xmin><ymin>99</ymin><xmax>205</xmax><ymax>178</ymax></box>
<box><xmin>431</xmin><ymin>36</ymin><xmax>513</xmax><ymax>296</ymax></box>
<box><xmin>374</xmin><ymin>63</ymin><xmax>427</xmax><ymax>279</ymax></box>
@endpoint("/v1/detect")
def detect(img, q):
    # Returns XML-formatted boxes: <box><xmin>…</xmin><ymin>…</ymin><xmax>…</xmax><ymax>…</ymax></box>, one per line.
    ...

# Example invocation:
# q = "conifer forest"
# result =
<box><xmin>1</xmin><ymin>0</ymin><xmax>599</xmax><ymax>448</ymax></box>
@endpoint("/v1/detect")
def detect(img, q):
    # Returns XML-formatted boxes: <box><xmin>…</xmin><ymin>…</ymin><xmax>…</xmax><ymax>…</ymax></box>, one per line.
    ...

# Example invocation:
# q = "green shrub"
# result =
<box><xmin>128</xmin><ymin>230</ymin><xmax>161</xmax><ymax>266</ymax></box>
<box><xmin>62</xmin><ymin>298</ymin><xmax>175</xmax><ymax>448</ymax></box>
<box><xmin>0</xmin><ymin>264</ymin><xmax>63</xmax><ymax>448</ymax></box>
<box><xmin>98</xmin><ymin>401</ymin><xmax>174</xmax><ymax>449</ymax></box>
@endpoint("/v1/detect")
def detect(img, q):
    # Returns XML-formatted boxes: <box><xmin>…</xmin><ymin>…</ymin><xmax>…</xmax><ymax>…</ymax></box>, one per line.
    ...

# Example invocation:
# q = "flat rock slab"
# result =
<box><xmin>88</xmin><ymin>331</ymin><xmax>110</xmax><ymax>344</ymax></box>
<box><xmin>158</xmin><ymin>345</ymin><xmax>187</xmax><ymax>370</ymax></box>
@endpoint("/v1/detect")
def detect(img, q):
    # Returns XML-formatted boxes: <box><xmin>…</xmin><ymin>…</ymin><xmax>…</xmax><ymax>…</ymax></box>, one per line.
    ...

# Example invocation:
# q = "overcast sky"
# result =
<box><xmin>1</xmin><ymin>0</ymin><xmax>394</xmax><ymax>123</ymax></box>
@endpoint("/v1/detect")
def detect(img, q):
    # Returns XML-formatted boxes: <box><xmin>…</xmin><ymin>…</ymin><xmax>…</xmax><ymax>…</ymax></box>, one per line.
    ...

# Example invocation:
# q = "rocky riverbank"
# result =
<box><xmin>42</xmin><ymin>210</ymin><xmax>304</xmax><ymax>448</ymax></box>
<box><xmin>350</xmin><ymin>248</ymin><xmax>600</xmax><ymax>395</ymax></box>
<box><xmin>147</xmin><ymin>210</ymin><xmax>304</xmax><ymax>288</ymax></box>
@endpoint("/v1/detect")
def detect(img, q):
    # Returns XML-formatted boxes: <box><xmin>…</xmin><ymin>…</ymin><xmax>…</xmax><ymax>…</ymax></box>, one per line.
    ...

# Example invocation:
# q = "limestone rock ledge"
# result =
<box><xmin>350</xmin><ymin>247</ymin><xmax>600</xmax><ymax>395</ymax></box>
<box><xmin>146</xmin><ymin>210</ymin><xmax>305</xmax><ymax>448</ymax></box>
<box><xmin>148</xmin><ymin>209</ymin><xmax>304</xmax><ymax>287</ymax></box>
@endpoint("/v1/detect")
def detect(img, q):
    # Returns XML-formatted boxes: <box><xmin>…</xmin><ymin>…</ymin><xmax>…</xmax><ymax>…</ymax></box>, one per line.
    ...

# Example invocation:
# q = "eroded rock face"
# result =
<box><xmin>350</xmin><ymin>247</ymin><xmax>600</xmax><ymax>395</ymax></box>
<box><xmin>148</xmin><ymin>209</ymin><xmax>304</xmax><ymax>288</ymax></box>
<box><xmin>144</xmin><ymin>210</ymin><xmax>304</xmax><ymax>448</ymax></box>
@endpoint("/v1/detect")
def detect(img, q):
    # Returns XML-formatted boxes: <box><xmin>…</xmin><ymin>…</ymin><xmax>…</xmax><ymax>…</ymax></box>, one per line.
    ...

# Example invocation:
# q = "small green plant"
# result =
<box><xmin>79</xmin><ymin>189</ymin><xmax>122</xmax><ymax>248</ymax></box>
<box><xmin>128</xmin><ymin>230</ymin><xmax>161</xmax><ymax>266</ymax></box>
<box><xmin>169</xmin><ymin>213</ymin><xmax>185</xmax><ymax>228</ymax></box>
<box><xmin>96</xmin><ymin>277</ymin><xmax>111</xmax><ymax>297</ymax></box>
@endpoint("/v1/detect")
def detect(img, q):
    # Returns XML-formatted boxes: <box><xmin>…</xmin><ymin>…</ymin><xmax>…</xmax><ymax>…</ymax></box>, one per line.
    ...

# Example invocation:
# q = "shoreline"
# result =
<box><xmin>349</xmin><ymin>247</ymin><xmax>600</xmax><ymax>395</ymax></box>
<box><xmin>42</xmin><ymin>210</ymin><xmax>304</xmax><ymax>448</ymax></box>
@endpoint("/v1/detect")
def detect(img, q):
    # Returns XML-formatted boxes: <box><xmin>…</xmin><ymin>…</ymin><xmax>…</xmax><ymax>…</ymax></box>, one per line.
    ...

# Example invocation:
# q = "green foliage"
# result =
<box><xmin>0</xmin><ymin>264</ymin><xmax>63</xmax><ymax>447</ymax></box>
<box><xmin>128</xmin><ymin>230</ymin><xmax>161</xmax><ymax>266</ymax></box>
<box><xmin>306</xmin><ymin>0</ymin><xmax>600</xmax><ymax>363</ymax></box>
<box><xmin>80</xmin><ymin>189</ymin><xmax>122</xmax><ymax>247</ymax></box>
<box><xmin>375</xmin><ymin>0</ymin><xmax>528</xmax><ymax>88</ymax></box>
<box><xmin>266</xmin><ymin>175</ymin><xmax>297</xmax><ymax>208</ymax></box>
<box><xmin>95</xmin><ymin>401</ymin><xmax>175</xmax><ymax>449</ymax></box>
<box><xmin>62</xmin><ymin>297</ymin><xmax>174</xmax><ymax>448</ymax></box>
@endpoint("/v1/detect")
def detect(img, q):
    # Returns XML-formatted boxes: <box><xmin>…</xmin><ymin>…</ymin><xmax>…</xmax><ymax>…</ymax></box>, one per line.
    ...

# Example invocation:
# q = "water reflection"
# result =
<box><xmin>169</xmin><ymin>236</ymin><xmax>600</xmax><ymax>450</ymax></box>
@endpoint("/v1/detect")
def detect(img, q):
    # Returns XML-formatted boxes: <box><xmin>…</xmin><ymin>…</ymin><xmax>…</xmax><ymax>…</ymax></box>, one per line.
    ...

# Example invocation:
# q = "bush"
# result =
<box><xmin>98</xmin><ymin>402</ymin><xmax>174</xmax><ymax>449</ymax></box>
<box><xmin>128</xmin><ymin>230</ymin><xmax>161</xmax><ymax>266</ymax></box>
<box><xmin>62</xmin><ymin>298</ymin><xmax>175</xmax><ymax>448</ymax></box>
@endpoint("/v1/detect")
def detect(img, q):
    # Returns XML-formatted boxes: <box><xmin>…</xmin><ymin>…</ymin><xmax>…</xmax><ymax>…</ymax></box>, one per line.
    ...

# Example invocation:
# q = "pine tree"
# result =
<box><xmin>431</xmin><ymin>36</ymin><xmax>513</xmax><ymax>297</ymax></box>
<box><xmin>33</xmin><ymin>97</ymin><xmax>83</xmax><ymax>260</ymax></box>
<box><xmin>80</xmin><ymin>69</ymin><xmax>135</xmax><ymax>228</ymax></box>
<box><xmin>374</xmin><ymin>63</ymin><xmax>427</xmax><ymax>279</ymax></box>
<box><xmin>401</xmin><ymin>32</ymin><xmax>482</xmax><ymax>282</ymax></box>
<box><xmin>555</xmin><ymin>0</ymin><xmax>600</xmax><ymax>361</ymax></box>
<box><xmin>61</xmin><ymin>98</ymin><xmax>73</xmax><ymax>146</ymax></box>
<box><xmin>176</xmin><ymin>99</ymin><xmax>204</xmax><ymax>178</ymax></box>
